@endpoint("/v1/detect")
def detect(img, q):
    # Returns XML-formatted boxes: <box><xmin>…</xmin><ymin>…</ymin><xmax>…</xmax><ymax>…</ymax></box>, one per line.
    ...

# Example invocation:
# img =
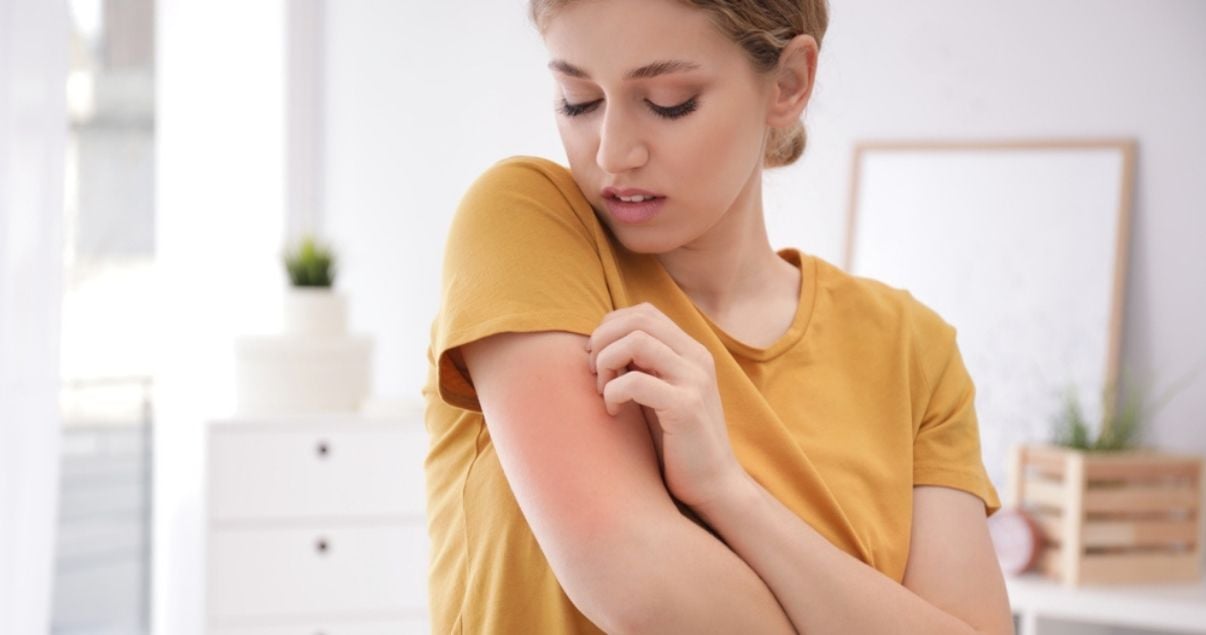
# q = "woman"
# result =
<box><xmin>422</xmin><ymin>0</ymin><xmax>1014</xmax><ymax>632</ymax></box>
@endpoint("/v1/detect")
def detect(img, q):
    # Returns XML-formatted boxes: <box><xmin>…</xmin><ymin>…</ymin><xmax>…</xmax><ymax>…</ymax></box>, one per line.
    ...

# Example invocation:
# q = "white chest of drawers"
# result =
<box><xmin>205</xmin><ymin>415</ymin><xmax>430</xmax><ymax>634</ymax></box>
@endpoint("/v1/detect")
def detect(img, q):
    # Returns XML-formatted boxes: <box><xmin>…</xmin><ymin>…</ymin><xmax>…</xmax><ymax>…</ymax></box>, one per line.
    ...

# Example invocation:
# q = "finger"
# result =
<box><xmin>590</xmin><ymin>304</ymin><xmax>689</xmax><ymax>374</ymax></box>
<box><xmin>595</xmin><ymin>329</ymin><xmax>681</xmax><ymax>395</ymax></box>
<box><xmin>589</xmin><ymin>303</ymin><xmax>706</xmax><ymax>372</ymax></box>
<box><xmin>602</xmin><ymin>368</ymin><xmax>678</xmax><ymax>416</ymax></box>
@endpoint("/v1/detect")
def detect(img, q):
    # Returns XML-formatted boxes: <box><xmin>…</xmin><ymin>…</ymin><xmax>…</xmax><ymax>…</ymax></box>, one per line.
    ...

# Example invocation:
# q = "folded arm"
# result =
<box><xmin>690</xmin><ymin>471</ymin><xmax>1016</xmax><ymax>635</ymax></box>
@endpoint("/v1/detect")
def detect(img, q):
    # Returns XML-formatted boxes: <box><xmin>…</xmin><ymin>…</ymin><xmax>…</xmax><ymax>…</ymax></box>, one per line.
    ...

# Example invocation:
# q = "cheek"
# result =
<box><xmin>674</xmin><ymin>106</ymin><xmax>763</xmax><ymax>196</ymax></box>
<box><xmin>675</xmin><ymin>95</ymin><xmax>762</xmax><ymax>165</ymax></box>
<box><xmin>554</xmin><ymin>121</ymin><xmax>594</xmax><ymax>176</ymax></box>
<box><xmin>556</xmin><ymin>120</ymin><xmax>601</xmax><ymax>172</ymax></box>
<box><xmin>709</xmin><ymin>100</ymin><xmax>765</xmax><ymax>162</ymax></box>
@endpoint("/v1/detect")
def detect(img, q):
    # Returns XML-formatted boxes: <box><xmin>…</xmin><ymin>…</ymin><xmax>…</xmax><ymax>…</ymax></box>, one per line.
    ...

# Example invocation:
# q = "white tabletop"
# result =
<box><xmin>1005</xmin><ymin>572</ymin><xmax>1206</xmax><ymax>633</ymax></box>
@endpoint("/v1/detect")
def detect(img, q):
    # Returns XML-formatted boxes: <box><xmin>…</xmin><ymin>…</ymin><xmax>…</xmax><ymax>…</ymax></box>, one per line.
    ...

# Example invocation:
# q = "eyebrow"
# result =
<box><xmin>547</xmin><ymin>58</ymin><xmax>702</xmax><ymax>80</ymax></box>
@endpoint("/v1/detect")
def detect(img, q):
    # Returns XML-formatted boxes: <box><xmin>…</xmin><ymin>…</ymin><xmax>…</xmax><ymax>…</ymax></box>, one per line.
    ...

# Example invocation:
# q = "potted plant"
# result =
<box><xmin>1006</xmin><ymin>370</ymin><xmax>1203</xmax><ymax>585</ymax></box>
<box><xmin>234</xmin><ymin>234</ymin><xmax>373</xmax><ymax>416</ymax></box>
<box><xmin>1048</xmin><ymin>373</ymin><xmax>1155</xmax><ymax>451</ymax></box>
<box><xmin>280</xmin><ymin>234</ymin><xmax>345</xmax><ymax>337</ymax></box>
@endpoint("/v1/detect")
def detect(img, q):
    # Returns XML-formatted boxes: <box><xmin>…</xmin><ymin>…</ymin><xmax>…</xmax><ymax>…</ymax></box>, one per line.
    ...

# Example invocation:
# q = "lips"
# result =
<box><xmin>601</xmin><ymin>186</ymin><xmax>665</xmax><ymax>201</ymax></box>
<box><xmin>601</xmin><ymin>190</ymin><xmax>666</xmax><ymax>225</ymax></box>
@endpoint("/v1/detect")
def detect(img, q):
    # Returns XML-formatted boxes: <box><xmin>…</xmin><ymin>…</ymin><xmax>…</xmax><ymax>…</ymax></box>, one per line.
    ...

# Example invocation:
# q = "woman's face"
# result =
<box><xmin>541</xmin><ymin>0</ymin><xmax>775</xmax><ymax>254</ymax></box>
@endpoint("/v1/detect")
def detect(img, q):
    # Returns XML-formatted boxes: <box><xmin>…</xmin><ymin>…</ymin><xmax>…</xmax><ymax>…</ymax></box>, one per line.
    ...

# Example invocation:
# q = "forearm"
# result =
<box><xmin>693</xmin><ymin>472</ymin><xmax>982</xmax><ymax>635</ymax></box>
<box><xmin>597</xmin><ymin>508</ymin><xmax>796</xmax><ymax>634</ymax></box>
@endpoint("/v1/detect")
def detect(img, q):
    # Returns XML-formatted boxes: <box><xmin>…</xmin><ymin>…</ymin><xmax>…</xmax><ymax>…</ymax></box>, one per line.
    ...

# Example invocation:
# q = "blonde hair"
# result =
<box><xmin>529</xmin><ymin>0</ymin><xmax>829</xmax><ymax>168</ymax></box>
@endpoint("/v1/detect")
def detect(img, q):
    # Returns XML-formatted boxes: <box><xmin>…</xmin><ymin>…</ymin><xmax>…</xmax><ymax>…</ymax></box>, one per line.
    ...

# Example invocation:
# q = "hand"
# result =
<box><xmin>587</xmin><ymin>302</ymin><xmax>743</xmax><ymax>509</ymax></box>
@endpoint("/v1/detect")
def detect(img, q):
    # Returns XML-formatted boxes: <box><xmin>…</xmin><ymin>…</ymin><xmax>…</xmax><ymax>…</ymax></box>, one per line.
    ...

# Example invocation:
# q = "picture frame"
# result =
<box><xmin>844</xmin><ymin>139</ymin><xmax>1136</xmax><ymax>487</ymax></box>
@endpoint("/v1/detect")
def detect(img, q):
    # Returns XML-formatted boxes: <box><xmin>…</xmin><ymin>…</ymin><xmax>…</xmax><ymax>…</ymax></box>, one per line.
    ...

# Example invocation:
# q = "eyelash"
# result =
<box><xmin>557</xmin><ymin>96</ymin><xmax>699</xmax><ymax>120</ymax></box>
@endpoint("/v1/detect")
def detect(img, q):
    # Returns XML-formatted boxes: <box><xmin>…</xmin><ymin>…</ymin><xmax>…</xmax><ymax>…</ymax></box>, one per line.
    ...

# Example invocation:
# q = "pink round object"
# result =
<box><xmin>987</xmin><ymin>507</ymin><xmax>1045</xmax><ymax>575</ymax></box>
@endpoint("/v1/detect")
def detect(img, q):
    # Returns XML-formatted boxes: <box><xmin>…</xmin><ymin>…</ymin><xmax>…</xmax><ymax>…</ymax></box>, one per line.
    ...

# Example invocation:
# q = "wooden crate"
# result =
<box><xmin>1006</xmin><ymin>443</ymin><xmax>1203</xmax><ymax>585</ymax></box>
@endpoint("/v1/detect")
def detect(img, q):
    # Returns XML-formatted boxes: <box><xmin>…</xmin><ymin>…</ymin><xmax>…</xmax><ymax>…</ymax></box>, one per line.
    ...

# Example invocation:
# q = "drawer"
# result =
<box><xmin>208</xmin><ymin>424</ymin><xmax>427</xmax><ymax>521</ymax></box>
<box><xmin>207</xmin><ymin>522</ymin><xmax>429</xmax><ymax>620</ymax></box>
<box><xmin>211</xmin><ymin>617</ymin><xmax>429</xmax><ymax>635</ymax></box>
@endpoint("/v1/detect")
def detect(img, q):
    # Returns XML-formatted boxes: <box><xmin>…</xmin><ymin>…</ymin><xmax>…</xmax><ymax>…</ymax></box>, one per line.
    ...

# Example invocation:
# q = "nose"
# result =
<box><xmin>595</xmin><ymin>104</ymin><xmax>648</xmax><ymax>174</ymax></box>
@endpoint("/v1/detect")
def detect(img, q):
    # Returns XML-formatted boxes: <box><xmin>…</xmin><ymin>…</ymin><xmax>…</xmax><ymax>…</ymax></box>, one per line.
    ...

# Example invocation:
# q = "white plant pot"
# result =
<box><xmin>232</xmin><ymin>286</ymin><xmax>375</xmax><ymax>417</ymax></box>
<box><xmin>283</xmin><ymin>287</ymin><xmax>346</xmax><ymax>337</ymax></box>
<box><xmin>234</xmin><ymin>335</ymin><xmax>373</xmax><ymax>416</ymax></box>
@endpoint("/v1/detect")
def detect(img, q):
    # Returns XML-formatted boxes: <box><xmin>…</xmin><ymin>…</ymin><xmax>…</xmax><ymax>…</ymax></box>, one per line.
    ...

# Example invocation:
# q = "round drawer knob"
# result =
<box><xmin>315</xmin><ymin>537</ymin><xmax>330</xmax><ymax>554</ymax></box>
<box><xmin>315</xmin><ymin>440</ymin><xmax>330</xmax><ymax>458</ymax></box>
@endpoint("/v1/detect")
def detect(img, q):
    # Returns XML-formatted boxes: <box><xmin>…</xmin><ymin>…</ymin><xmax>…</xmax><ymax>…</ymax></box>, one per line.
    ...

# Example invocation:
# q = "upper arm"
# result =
<box><xmin>458</xmin><ymin>329</ymin><xmax>680</xmax><ymax>630</ymax></box>
<box><xmin>903</xmin><ymin>485</ymin><xmax>1015</xmax><ymax>635</ymax></box>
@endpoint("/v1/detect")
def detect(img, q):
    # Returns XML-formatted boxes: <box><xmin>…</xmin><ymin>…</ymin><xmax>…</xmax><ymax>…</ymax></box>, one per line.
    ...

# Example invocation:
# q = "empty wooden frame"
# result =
<box><xmin>844</xmin><ymin>140</ymin><xmax>1136</xmax><ymax>486</ymax></box>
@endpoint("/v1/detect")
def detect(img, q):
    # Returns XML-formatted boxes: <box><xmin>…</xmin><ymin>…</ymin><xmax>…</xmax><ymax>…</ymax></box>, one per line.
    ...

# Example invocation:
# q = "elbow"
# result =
<box><xmin>576</xmin><ymin>586</ymin><xmax>663</xmax><ymax>635</ymax></box>
<box><xmin>607</xmin><ymin>600</ymin><xmax>675</xmax><ymax>635</ymax></box>
<box><xmin>550</xmin><ymin>519</ymin><xmax>669</xmax><ymax>634</ymax></box>
<box><xmin>589</xmin><ymin>604</ymin><xmax>648</xmax><ymax>635</ymax></box>
<box><xmin>560</xmin><ymin>552</ymin><xmax>664</xmax><ymax>635</ymax></box>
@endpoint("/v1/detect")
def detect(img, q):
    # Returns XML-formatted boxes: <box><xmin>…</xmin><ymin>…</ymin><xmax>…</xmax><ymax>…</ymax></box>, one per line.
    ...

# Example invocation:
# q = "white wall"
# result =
<box><xmin>0</xmin><ymin>1</ymin><xmax>67</xmax><ymax>632</ymax></box>
<box><xmin>155</xmin><ymin>2</ymin><xmax>286</xmax><ymax>633</ymax></box>
<box><xmin>323</xmin><ymin>0</ymin><xmax>1206</xmax><ymax>485</ymax></box>
<box><xmin>323</xmin><ymin>0</ymin><xmax>562</xmax><ymax>408</ymax></box>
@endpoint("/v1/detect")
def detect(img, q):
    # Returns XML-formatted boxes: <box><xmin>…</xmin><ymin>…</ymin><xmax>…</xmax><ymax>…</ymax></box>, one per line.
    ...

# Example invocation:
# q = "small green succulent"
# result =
<box><xmin>282</xmin><ymin>234</ymin><xmax>337</xmax><ymax>288</ymax></box>
<box><xmin>1050</xmin><ymin>365</ymin><xmax>1198</xmax><ymax>452</ymax></box>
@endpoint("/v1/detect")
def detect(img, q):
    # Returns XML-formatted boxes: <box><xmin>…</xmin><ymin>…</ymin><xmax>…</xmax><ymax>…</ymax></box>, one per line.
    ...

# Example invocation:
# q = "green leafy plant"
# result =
<box><xmin>1050</xmin><ymin>364</ymin><xmax>1200</xmax><ymax>451</ymax></box>
<box><xmin>282</xmin><ymin>234</ymin><xmax>337</xmax><ymax>288</ymax></box>
<box><xmin>1050</xmin><ymin>386</ymin><xmax>1096</xmax><ymax>449</ymax></box>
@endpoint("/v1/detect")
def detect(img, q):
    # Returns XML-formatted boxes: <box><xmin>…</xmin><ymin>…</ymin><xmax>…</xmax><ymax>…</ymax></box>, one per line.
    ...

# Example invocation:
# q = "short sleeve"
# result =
<box><xmin>431</xmin><ymin>157</ymin><xmax>613</xmax><ymax>412</ymax></box>
<box><xmin>910</xmin><ymin>301</ymin><xmax>1002</xmax><ymax>518</ymax></box>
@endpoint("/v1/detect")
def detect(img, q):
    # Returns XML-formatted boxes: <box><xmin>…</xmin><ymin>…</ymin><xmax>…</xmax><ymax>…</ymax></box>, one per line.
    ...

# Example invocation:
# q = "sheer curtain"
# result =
<box><xmin>0</xmin><ymin>0</ymin><xmax>68</xmax><ymax>633</ymax></box>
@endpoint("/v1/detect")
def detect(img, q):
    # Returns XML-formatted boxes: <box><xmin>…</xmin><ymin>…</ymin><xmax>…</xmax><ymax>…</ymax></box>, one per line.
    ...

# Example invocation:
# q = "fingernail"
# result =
<box><xmin>585</xmin><ymin>341</ymin><xmax>592</xmax><ymax>352</ymax></box>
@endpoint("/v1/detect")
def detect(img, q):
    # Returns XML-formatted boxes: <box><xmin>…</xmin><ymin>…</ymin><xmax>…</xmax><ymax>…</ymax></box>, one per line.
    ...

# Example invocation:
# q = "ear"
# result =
<box><xmin>765</xmin><ymin>34</ymin><xmax>818</xmax><ymax>128</ymax></box>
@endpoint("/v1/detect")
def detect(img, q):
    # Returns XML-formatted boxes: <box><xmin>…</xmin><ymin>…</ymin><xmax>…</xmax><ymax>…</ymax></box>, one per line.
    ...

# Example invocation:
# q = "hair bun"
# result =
<box><xmin>765</xmin><ymin>119</ymin><xmax>806</xmax><ymax>168</ymax></box>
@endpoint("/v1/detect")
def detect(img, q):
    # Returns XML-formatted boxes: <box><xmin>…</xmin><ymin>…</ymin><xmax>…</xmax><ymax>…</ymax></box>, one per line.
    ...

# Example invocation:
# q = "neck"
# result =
<box><xmin>654</xmin><ymin>166</ymin><xmax>794</xmax><ymax>319</ymax></box>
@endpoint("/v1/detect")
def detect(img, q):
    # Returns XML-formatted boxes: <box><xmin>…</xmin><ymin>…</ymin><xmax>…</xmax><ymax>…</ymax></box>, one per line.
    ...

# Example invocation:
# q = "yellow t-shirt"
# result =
<box><xmin>421</xmin><ymin>155</ymin><xmax>1001</xmax><ymax>634</ymax></box>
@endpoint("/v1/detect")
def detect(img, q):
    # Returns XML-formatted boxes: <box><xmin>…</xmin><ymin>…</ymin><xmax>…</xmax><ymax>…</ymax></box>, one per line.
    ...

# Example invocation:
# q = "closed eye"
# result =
<box><xmin>556</xmin><ymin>96</ymin><xmax>699</xmax><ymax>120</ymax></box>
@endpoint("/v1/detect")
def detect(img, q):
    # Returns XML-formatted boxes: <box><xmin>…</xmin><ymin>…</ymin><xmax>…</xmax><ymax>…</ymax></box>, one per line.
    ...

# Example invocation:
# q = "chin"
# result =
<box><xmin>609</xmin><ymin>226</ymin><xmax>680</xmax><ymax>256</ymax></box>
<box><xmin>589</xmin><ymin>204</ymin><xmax>682</xmax><ymax>255</ymax></box>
